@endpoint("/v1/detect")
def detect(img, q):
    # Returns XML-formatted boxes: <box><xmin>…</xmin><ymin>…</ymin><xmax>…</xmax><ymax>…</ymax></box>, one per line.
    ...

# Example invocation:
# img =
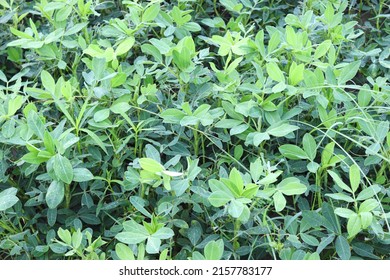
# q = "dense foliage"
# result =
<box><xmin>0</xmin><ymin>0</ymin><xmax>389</xmax><ymax>260</ymax></box>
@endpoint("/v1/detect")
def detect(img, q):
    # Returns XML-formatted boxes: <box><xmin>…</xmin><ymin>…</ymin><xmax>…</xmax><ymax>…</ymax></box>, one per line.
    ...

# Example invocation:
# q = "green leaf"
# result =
<box><xmin>208</xmin><ymin>191</ymin><xmax>232</xmax><ymax>207</ymax></box>
<box><xmin>277</xmin><ymin>177</ymin><xmax>307</xmax><ymax>195</ymax></box>
<box><xmin>2</xmin><ymin>119</ymin><xmax>15</xmax><ymax>138</ymax></box>
<box><xmin>321</xmin><ymin>142</ymin><xmax>335</xmax><ymax>165</ymax></box>
<box><xmin>209</xmin><ymin>179</ymin><xmax>234</xmax><ymax>198</ymax></box>
<box><xmin>242</xmin><ymin>184</ymin><xmax>259</xmax><ymax>199</ymax></box>
<box><xmin>129</xmin><ymin>196</ymin><xmax>152</xmax><ymax>218</ymax></box>
<box><xmin>314</xmin><ymin>40</ymin><xmax>332</xmax><ymax>59</ymax></box>
<box><xmin>56</xmin><ymin>6</ymin><xmax>72</xmax><ymax>21</ymax></box>
<box><xmin>358</xmin><ymin>199</ymin><xmax>378</xmax><ymax>213</ymax></box>
<box><xmin>302</xmin><ymin>134</ymin><xmax>317</xmax><ymax>161</ymax></box>
<box><xmin>335</xmin><ymin>236</ymin><xmax>351</xmax><ymax>260</ymax></box>
<box><xmin>300</xmin><ymin>233</ymin><xmax>319</xmax><ymax>246</ymax></box>
<box><xmin>279</xmin><ymin>144</ymin><xmax>308</xmax><ymax>160</ymax></box>
<box><xmin>301</xmin><ymin>210</ymin><xmax>333</xmax><ymax>232</ymax></box>
<box><xmin>204</xmin><ymin>239</ymin><xmax>224</xmax><ymax>260</ymax></box>
<box><xmin>266</xmin><ymin>123</ymin><xmax>299</xmax><ymax>137</ymax></box>
<box><xmin>334</xmin><ymin>208</ymin><xmax>355</xmax><ymax>219</ymax></box>
<box><xmin>316</xmin><ymin>235</ymin><xmax>335</xmax><ymax>254</ymax></box>
<box><xmin>328</xmin><ymin>170</ymin><xmax>353</xmax><ymax>193</ymax></box>
<box><xmin>322</xmin><ymin>202</ymin><xmax>341</xmax><ymax>234</ymax></box>
<box><xmin>273</xmin><ymin>191</ymin><xmax>286</xmax><ymax>212</ymax></box>
<box><xmin>110</xmin><ymin>102</ymin><xmax>131</xmax><ymax>114</ymax></box>
<box><xmin>115</xmin><ymin>37</ymin><xmax>135</xmax><ymax>56</ymax></box>
<box><xmin>228</xmin><ymin>200</ymin><xmax>244</xmax><ymax>218</ymax></box>
<box><xmin>152</xmin><ymin>227</ymin><xmax>174</xmax><ymax>239</ymax></box>
<box><xmin>358</xmin><ymin>84</ymin><xmax>371</xmax><ymax>107</ymax></box>
<box><xmin>349</xmin><ymin>164</ymin><xmax>360</xmax><ymax>193</ymax></box>
<box><xmin>93</xmin><ymin>109</ymin><xmax>110</xmax><ymax>122</ymax></box>
<box><xmin>325</xmin><ymin>193</ymin><xmax>354</xmax><ymax>203</ymax></box>
<box><xmin>44</xmin><ymin>131</ymin><xmax>56</xmax><ymax>154</ymax></box>
<box><xmin>228</xmin><ymin>168</ymin><xmax>243</xmax><ymax>193</ymax></box>
<box><xmin>230</xmin><ymin>124</ymin><xmax>249</xmax><ymax>135</ymax></box>
<box><xmin>347</xmin><ymin>214</ymin><xmax>362</xmax><ymax>238</ymax></box>
<box><xmin>160</xmin><ymin>109</ymin><xmax>186</xmax><ymax>124</ymax></box>
<box><xmin>146</xmin><ymin>236</ymin><xmax>161</xmax><ymax>254</ymax></box>
<box><xmin>215</xmin><ymin>119</ymin><xmax>243</xmax><ymax>128</ymax></box>
<box><xmin>0</xmin><ymin>188</ymin><xmax>19</xmax><ymax>211</ymax></box>
<box><xmin>73</xmin><ymin>168</ymin><xmax>94</xmax><ymax>182</ymax></box>
<box><xmin>116</xmin><ymin>231</ymin><xmax>148</xmax><ymax>245</ymax></box>
<box><xmin>81</xmin><ymin>128</ymin><xmax>108</xmax><ymax>155</ymax></box>
<box><xmin>141</xmin><ymin>44</ymin><xmax>162</xmax><ymax>63</ymax></box>
<box><xmin>150</xmin><ymin>38</ymin><xmax>171</xmax><ymax>54</ymax></box>
<box><xmin>307</xmin><ymin>162</ymin><xmax>320</xmax><ymax>173</ymax></box>
<box><xmin>288</xmin><ymin>61</ymin><xmax>304</xmax><ymax>85</ymax></box>
<box><xmin>356</xmin><ymin>185</ymin><xmax>381</xmax><ymax>201</ymax></box>
<box><xmin>338</xmin><ymin>60</ymin><xmax>361</xmax><ymax>85</ymax></box>
<box><xmin>27</xmin><ymin>110</ymin><xmax>45</xmax><ymax>140</ymax></box>
<box><xmin>41</xmin><ymin>70</ymin><xmax>56</xmax><ymax>94</ymax></box>
<box><xmin>7</xmin><ymin>95</ymin><xmax>24</xmax><ymax>116</ymax></box>
<box><xmin>71</xmin><ymin>229</ymin><xmax>83</xmax><ymax>249</ymax></box>
<box><xmin>46</xmin><ymin>180</ymin><xmax>64</xmax><ymax>209</ymax></box>
<box><xmin>115</xmin><ymin>243</ymin><xmax>135</xmax><ymax>260</ymax></box>
<box><xmin>58</xmin><ymin>228</ymin><xmax>71</xmax><ymax>245</ymax></box>
<box><xmin>142</xmin><ymin>4</ymin><xmax>160</xmax><ymax>22</ymax></box>
<box><xmin>139</xmin><ymin>158</ymin><xmax>164</xmax><ymax>173</ymax></box>
<box><xmin>352</xmin><ymin>243</ymin><xmax>380</xmax><ymax>260</ymax></box>
<box><xmin>359</xmin><ymin>212</ymin><xmax>373</xmax><ymax>229</ymax></box>
<box><xmin>53</xmin><ymin>154</ymin><xmax>73</xmax><ymax>184</ymax></box>
<box><xmin>266</xmin><ymin>62</ymin><xmax>285</xmax><ymax>82</ymax></box>
<box><xmin>251</xmin><ymin>132</ymin><xmax>270</xmax><ymax>146</ymax></box>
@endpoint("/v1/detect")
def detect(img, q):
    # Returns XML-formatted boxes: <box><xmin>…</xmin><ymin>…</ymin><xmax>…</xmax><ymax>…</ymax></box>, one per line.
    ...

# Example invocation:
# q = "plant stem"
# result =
<box><xmin>65</xmin><ymin>184</ymin><xmax>71</xmax><ymax>209</ymax></box>
<box><xmin>193</xmin><ymin>124</ymin><xmax>199</xmax><ymax>157</ymax></box>
<box><xmin>233</xmin><ymin>219</ymin><xmax>241</xmax><ymax>250</ymax></box>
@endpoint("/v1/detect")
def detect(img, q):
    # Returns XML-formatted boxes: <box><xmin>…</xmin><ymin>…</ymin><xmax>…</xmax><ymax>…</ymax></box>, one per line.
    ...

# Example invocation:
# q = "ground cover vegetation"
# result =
<box><xmin>0</xmin><ymin>0</ymin><xmax>389</xmax><ymax>260</ymax></box>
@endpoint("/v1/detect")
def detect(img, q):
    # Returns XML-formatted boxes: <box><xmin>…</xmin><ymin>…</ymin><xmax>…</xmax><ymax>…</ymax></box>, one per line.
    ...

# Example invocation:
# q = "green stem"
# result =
<box><xmin>315</xmin><ymin>169</ymin><xmax>323</xmax><ymax>209</ymax></box>
<box><xmin>233</xmin><ymin>219</ymin><xmax>241</xmax><ymax>250</ymax></box>
<box><xmin>65</xmin><ymin>184</ymin><xmax>71</xmax><ymax>209</ymax></box>
<box><xmin>193</xmin><ymin>124</ymin><xmax>199</xmax><ymax>157</ymax></box>
<box><xmin>213</xmin><ymin>0</ymin><xmax>220</xmax><ymax>17</ymax></box>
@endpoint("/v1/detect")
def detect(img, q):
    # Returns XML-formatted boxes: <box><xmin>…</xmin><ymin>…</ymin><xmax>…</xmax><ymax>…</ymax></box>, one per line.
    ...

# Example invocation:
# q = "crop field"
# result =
<box><xmin>0</xmin><ymin>0</ymin><xmax>389</xmax><ymax>260</ymax></box>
